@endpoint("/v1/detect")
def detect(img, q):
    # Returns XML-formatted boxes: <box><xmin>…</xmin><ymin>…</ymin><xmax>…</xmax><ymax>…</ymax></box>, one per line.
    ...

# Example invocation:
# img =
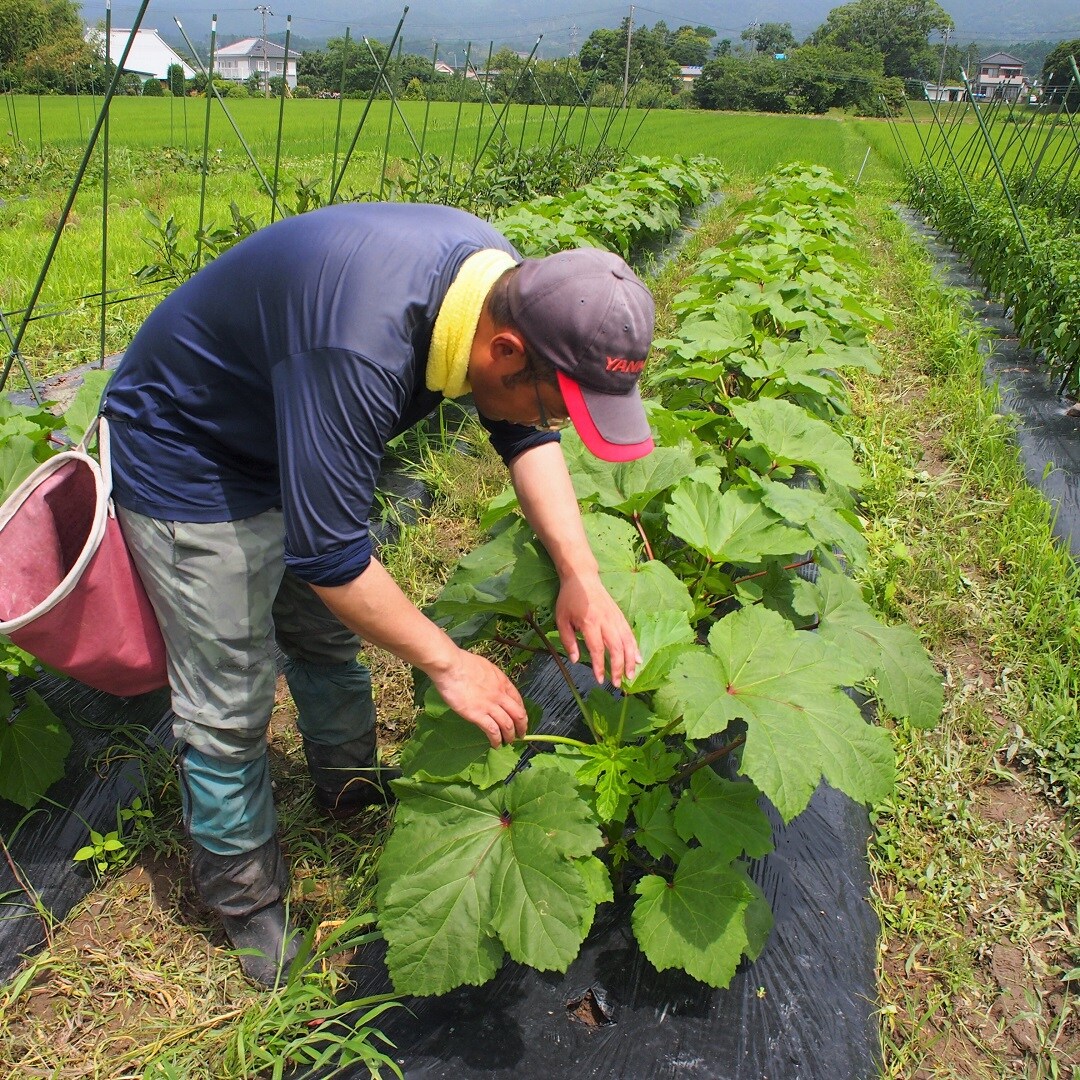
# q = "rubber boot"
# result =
<box><xmin>303</xmin><ymin>733</ymin><xmax>401</xmax><ymax>818</ymax></box>
<box><xmin>189</xmin><ymin>835</ymin><xmax>300</xmax><ymax>987</ymax></box>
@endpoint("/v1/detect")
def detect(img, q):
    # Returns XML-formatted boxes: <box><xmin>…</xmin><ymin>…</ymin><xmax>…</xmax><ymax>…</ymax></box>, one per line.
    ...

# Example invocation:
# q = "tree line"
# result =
<box><xmin>3</xmin><ymin>0</ymin><xmax>1077</xmax><ymax>120</ymax></box>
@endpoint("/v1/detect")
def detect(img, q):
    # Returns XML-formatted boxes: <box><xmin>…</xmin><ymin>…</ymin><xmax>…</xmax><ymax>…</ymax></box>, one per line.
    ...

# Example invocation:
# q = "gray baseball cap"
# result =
<box><xmin>507</xmin><ymin>247</ymin><xmax>655</xmax><ymax>461</ymax></box>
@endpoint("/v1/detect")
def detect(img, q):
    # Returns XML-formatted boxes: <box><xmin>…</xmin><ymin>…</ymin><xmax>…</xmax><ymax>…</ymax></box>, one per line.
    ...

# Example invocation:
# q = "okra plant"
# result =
<box><xmin>376</xmin><ymin>165</ymin><xmax>942</xmax><ymax>996</ymax></box>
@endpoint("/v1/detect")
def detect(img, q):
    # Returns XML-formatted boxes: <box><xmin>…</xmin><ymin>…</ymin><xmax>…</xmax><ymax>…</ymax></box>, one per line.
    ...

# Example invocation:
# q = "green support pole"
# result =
<box><xmin>378</xmin><ymin>38</ymin><xmax>402</xmax><ymax>199</ymax></box>
<box><xmin>1</xmin><ymin>0</ymin><xmax>152</xmax><ymax>395</ymax></box>
<box><xmin>270</xmin><ymin>16</ymin><xmax>291</xmax><ymax>223</ymax></box>
<box><xmin>194</xmin><ymin>14</ymin><xmax>218</xmax><ymax>270</ymax></box>
<box><xmin>99</xmin><ymin>0</ymin><xmax>112</xmax><ymax>366</ymax></box>
<box><xmin>174</xmin><ymin>18</ymin><xmax>285</xmax><ymax>218</ymax></box>
<box><xmin>468</xmin><ymin>37</ymin><xmax>542</xmax><ymax>183</ymax></box>
<box><xmin>960</xmin><ymin>70</ymin><xmax>1032</xmax><ymax>256</ymax></box>
<box><xmin>471</xmin><ymin>42</ymin><xmax>495</xmax><ymax>169</ymax></box>
<box><xmin>417</xmin><ymin>41</ymin><xmax>437</xmax><ymax>191</ymax></box>
<box><xmin>330</xmin><ymin>26</ymin><xmax>350</xmax><ymax>194</ymax></box>
<box><xmin>330</xmin><ymin>6</ymin><xmax>408</xmax><ymax>203</ymax></box>
<box><xmin>368</xmin><ymin>36</ymin><xmax>422</xmax><ymax>158</ymax></box>
<box><xmin>922</xmin><ymin>87</ymin><xmax>977</xmax><ymax>214</ymax></box>
<box><xmin>527</xmin><ymin>70</ymin><xmax>556</xmax><ymax>150</ymax></box>
<box><xmin>880</xmin><ymin>99</ymin><xmax>914</xmax><ymax>174</ymax></box>
<box><xmin>0</xmin><ymin>309</ymin><xmax>42</xmax><ymax>404</ymax></box>
<box><xmin>447</xmin><ymin>42</ymin><xmax>472</xmax><ymax>182</ymax></box>
<box><xmin>1021</xmin><ymin>74</ymin><xmax>1072</xmax><ymax>199</ymax></box>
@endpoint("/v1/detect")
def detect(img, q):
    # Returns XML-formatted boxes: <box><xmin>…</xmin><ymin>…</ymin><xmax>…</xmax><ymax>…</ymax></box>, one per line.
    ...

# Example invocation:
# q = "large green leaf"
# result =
<box><xmin>583</xmin><ymin>514</ymin><xmax>694</xmax><ymax>617</ymax></box>
<box><xmin>755</xmin><ymin>477</ymin><xmax>868</xmax><ymax>567</ymax></box>
<box><xmin>0</xmin><ymin>691</ymin><xmax>72</xmax><ymax>809</ymax></box>
<box><xmin>432</xmin><ymin>520</ymin><xmax>556</xmax><ymax>625</ymax></box>
<box><xmin>673</xmin><ymin>769</ymin><xmax>773</xmax><ymax>862</ymax></box>
<box><xmin>398</xmin><ymin>690</ymin><xmax>526</xmax><ymax>788</ymax></box>
<box><xmin>621</xmin><ymin>610</ymin><xmax>696</xmax><ymax>695</ymax></box>
<box><xmin>729</xmin><ymin>398</ymin><xmax>862</xmax><ymax>490</ymax></box>
<box><xmin>661</xmin><ymin>605</ymin><xmax>894</xmax><ymax>821</ymax></box>
<box><xmin>0</xmin><ymin>435</ymin><xmax>38</xmax><ymax>502</ymax></box>
<box><xmin>379</xmin><ymin>768</ymin><xmax>602</xmax><ymax>995</ymax></box>
<box><xmin>814</xmin><ymin>569</ymin><xmax>942</xmax><ymax>729</ymax></box>
<box><xmin>632</xmin><ymin>785</ymin><xmax>688</xmax><ymax>861</ymax></box>
<box><xmin>62</xmin><ymin>370</ymin><xmax>112</xmax><ymax>446</ymax></box>
<box><xmin>631</xmin><ymin>848</ymin><xmax>757</xmax><ymax>988</ymax></box>
<box><xmin>564</xmin><ymin>441</ymin><xmax>696</xmax><ymax>516</ymax></box>
<box><xmin>666</xmin><ymin>482</ymin><xmax>809</xmax><ymax>564</ymax></box>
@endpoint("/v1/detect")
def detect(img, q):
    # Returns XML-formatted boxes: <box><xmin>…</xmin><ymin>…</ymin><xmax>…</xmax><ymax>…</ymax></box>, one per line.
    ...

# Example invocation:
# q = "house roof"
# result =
<box><xmin>216</xmin><ymin>37</ymin><xmax>290</xmax><ymax>59</ymax></box>
<box><xmin>980</xmin><ymin>52</ymin><xmax>1024</xmax><ymax>67</ymax></box>
<box><xmin>88</xmin><ymin>28</ymin><xmax>194</xmax><ymax>80</ymax></box>
<box><xmin>679</xmin><ymin>65</ymin><xmax>703</xmax><ymax>76</ymax></box>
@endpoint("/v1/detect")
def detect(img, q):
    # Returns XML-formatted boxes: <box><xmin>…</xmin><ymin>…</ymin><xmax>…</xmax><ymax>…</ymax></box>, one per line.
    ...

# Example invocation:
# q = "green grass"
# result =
<box><xmin>852</xmin><ymin>197</ymin><xmax>1080</xmax><ymax>1076</ymax></box>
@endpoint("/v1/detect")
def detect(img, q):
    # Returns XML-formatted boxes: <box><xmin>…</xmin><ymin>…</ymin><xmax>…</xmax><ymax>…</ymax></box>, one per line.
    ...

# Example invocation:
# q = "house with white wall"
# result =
<box><xmin>87</xmin><ymin>28</ymin><xmax>194</xmax><ymax>82</ymax></box>
<box><xmin>973</xmin><ymin>52</ymin><xmax>1030</xmax><ymax>102</ymax></box>
<box><xmin>215</xmin><ymin>38</ymin><xmax>297</xmax><ymax>90</ymax></box>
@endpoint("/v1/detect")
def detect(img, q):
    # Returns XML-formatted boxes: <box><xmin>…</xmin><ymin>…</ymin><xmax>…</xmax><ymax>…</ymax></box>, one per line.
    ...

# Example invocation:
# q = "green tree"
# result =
<box><xmin>0</xmin><ymin>0</ymin><xmax>100</xmax><ymax>91</ymax></box>
<box><xmin>1041</xmin><ymin>39</ymin><xmax>1080</xmax><ymax>108</ymax></box>
<box><xmin>669</xmin><ymin>26</ymin><xmax>714</xmax><ymax>66</ymax></box>
<box><xmin>579</xmin><ymin>19</ymin><xmax>679</xmax><ymax>90</ymax></box>
<box><xmin>743</xmin><ymin>22</ymin><xmax>798</xmax><ymax>56</ymax></box>
<box><xmin>809</xmin><ymin>0</ymin><xmax>953</xmax><ymax>79</ymax></box>
<box><xmin>167</xmin><ymin>62</ymin><xmax>186</xmax><ymax>96</ymax></box>
<box><xmin>142</xmin><ymin>75</ymin><xmax>164</xmax><ymax>96</ymax></box>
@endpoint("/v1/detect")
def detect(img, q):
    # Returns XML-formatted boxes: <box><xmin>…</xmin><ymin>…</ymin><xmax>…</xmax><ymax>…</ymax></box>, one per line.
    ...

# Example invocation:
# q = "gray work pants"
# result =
<box><xmin>117</xmin><ymin>507</ymin><xmax>376</xmax><ymax>855</ymax></box>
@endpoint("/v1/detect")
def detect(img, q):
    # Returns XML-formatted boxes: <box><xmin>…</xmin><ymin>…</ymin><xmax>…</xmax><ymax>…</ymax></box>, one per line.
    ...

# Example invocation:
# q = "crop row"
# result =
<box><xmin>376</xmin><ymin>164</ymin><xmax>942</xmax><ymax>997</ymax></box>
<box><xmin>907</xmin><ymin>166</ymin><xmax>1080</xmax><ymax>391</ymax></box>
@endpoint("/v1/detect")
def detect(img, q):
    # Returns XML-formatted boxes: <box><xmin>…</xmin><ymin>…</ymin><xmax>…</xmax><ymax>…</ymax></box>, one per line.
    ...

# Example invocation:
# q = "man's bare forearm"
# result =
<box><xmin>510</xmin><ymin>441</ymin><xmax>599</xmax><ymax>582</ymax></box>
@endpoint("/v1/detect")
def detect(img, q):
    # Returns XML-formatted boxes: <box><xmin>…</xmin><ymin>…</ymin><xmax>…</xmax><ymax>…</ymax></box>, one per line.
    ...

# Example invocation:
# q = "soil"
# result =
<box><xmin>879</xmin><ymin>753</ymin><xmax>1080</xmax><ymax>1076</ymax></box>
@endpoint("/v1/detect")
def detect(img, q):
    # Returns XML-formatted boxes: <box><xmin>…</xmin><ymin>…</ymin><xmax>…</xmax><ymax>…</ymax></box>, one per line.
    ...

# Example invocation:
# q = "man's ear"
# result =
<box><xmin>489</xmin><ymin>328</ymin><xmax>527</xmax><ymax>365</ymax></box>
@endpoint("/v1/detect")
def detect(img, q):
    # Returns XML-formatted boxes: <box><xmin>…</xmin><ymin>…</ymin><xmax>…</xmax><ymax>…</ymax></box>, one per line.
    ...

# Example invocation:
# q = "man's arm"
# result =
<box><xmin>509</xmin><ymin>441</ymin><xmax>641</xmax><ymax>686</ymax></box>
<box><xmin>311</xmin><ymin>561</ymin><xmax>527</xmax><ymax>748</ymax></box>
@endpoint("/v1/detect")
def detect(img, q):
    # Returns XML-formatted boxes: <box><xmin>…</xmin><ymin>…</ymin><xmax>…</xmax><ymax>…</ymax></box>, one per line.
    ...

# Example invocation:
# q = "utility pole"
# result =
<box><xmin>254</xmin><ymin>4</ymin><xmax>272</xmax><ymax>97</ymax></box>
<box><xmin>935</xmin><ymin>26</ymin><xmax>951</xmax><ymax>91</ymax></box>
<box><xmin>570</xmin><ymin>22</ymin><xmax>578</xmax><ymax>57</ymax></box>
<box><xmin>622</xmin><ymin>4</ymin><xmax>634</xmax><ymax>105</ymax></box>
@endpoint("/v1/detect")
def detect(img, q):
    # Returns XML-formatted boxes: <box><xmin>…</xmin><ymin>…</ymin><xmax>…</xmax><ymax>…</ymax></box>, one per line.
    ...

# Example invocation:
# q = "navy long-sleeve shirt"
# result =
<box><xmin>103</xmin><ymin>202</ymin><xmax>556</xmax><ymax>586</ymax></box>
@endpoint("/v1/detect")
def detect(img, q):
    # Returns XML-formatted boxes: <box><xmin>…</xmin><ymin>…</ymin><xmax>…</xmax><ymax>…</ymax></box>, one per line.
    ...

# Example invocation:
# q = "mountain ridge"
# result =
<box><xmin>92</xmin><ymin>0</ymin><xmax>1080</xmax><ymax>57</ymax></box>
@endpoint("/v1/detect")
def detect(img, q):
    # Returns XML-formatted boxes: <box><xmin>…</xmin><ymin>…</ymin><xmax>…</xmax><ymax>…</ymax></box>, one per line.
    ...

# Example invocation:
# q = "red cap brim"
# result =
<box><xmin>558</xmin><ymin>371</ymin><xmax>654</xmax><ymax>463</ymax></box>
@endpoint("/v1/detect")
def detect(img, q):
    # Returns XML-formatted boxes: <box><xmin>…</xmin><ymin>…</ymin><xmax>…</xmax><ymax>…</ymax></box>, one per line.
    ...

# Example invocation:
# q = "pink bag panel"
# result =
<box><xmin>0</xmin><ymin>446</ymin><xmax>167</xmax><ymax>698</ymax></box>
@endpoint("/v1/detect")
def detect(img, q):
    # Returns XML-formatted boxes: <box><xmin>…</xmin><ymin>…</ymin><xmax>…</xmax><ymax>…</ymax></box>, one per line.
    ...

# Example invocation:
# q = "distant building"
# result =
<box><xmin>87</xmin><ymin>28</ymin><xmax>194</xmax><ymax>82</ymax></box>
<box><xmin>433</xmin><ymin>60</ymin><xmax>455</xmax><ymax>76</ymax></box>
<box><xmin>924</xmin><ymin>83</ymin><xmax>964</xmax><ymax>103</ymax></box>
<box><xmin>215</xmin><ymin>37</ymin><xmax>297</xmax><ymax>90</ymax></box>
<box><xmin>678</xmin><ymin>65</ymin><xmax>703</xmax><ymax>84</ymax></box>
<box><xmin>973</xmin><ymin>52</ymin><xmax>1030</xmax><ymax>102</ymax></box>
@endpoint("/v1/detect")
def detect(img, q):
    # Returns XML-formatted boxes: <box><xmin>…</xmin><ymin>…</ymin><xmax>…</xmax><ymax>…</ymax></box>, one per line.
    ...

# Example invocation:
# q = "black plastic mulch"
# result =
<box><xmin>899</xmin><ymin>208</ymin><xmax>1080</xmax><ymax>557</ymax></box>
<box><xmin>330</xmin><ymin>657</ymin><xmax>881</xmax><ymax>1080</ymax></box>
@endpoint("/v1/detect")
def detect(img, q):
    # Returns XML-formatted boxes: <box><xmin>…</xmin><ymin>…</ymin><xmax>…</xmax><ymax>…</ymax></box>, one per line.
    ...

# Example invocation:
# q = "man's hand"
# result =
<box><xmin>555</xmin><ymin>570</ymin><xmax>642</xmax><ymax>687</ymax></box>
<box><xmin>312</xmin><ymin>562</ymin><xmax>526</xmax><ymax>749</ymax></box>
<box><xmin>429</xmin><ymin>647</ymin><xmax>528</xmax><ymax>748</ymax></box>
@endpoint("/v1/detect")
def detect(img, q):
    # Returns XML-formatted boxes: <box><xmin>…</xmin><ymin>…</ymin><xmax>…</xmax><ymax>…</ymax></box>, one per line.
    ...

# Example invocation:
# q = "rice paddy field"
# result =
<box><xmin>0</xmin><ymin>96</ymin><xmax>916</xmax><ymax>378</ymax></box>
